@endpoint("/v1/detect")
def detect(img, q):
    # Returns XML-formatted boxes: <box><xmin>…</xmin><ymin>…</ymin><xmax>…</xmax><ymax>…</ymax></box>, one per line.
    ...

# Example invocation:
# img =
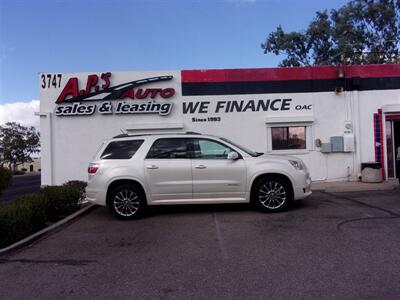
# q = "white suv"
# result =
<box><xmin>86</xmin><ymin>132</ymin><xmax>312</xmax><ymax>219</ymax></box>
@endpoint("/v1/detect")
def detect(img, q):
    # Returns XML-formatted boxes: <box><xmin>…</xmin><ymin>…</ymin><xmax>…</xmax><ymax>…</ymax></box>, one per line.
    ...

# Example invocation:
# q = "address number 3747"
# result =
<box><xmin>41</xmin><ymin>74</ymin><xmax>62</xmax><ymax>89</ymax></box>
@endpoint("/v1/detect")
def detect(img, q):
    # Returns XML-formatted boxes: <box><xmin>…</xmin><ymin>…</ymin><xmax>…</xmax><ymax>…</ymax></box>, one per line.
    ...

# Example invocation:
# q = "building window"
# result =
<box><xmin>271</xmin><ymin>126</ymin><xmax>306</xmax><ymax>150</ymax></box>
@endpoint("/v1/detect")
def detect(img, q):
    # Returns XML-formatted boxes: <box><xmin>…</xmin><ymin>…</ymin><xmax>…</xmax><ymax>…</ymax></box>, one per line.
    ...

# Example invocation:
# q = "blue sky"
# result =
<box><xmin>0</xmin><ymin>0</ymin><xmax>347</xmax><ymax>105</ymax></box>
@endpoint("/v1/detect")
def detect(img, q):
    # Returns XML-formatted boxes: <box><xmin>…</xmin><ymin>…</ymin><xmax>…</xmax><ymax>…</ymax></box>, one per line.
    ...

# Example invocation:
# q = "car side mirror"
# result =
<box><xmin>227</xmin><ymin>151</ymin><xmax>240</xmax><ymax>160</ymax></box>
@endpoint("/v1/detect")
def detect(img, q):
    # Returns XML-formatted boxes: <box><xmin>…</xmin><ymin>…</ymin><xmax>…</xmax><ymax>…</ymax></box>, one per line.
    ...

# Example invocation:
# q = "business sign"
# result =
<box><xmin>46</xmin><ymin>72</ymin><xmax>176</xmax><ymax>116</ymax></box>
<box><xmin>41</xmin><ymin>70</ymin><xmax>313</xmax><ymax>121</ymax></box>
<box><xmin>181</xmin><ymin>97</ymin><xmax>313</xmax><ymax>124</ymax></box>
<box><xmin>182</xmin><ymin>98</ymin><xmax>302</xmax><ymax>114</ymax></box>
<box><xmin>180</xmin><ymin>69</ymin><xmax>314</xmax><ymax>124</ymax></box>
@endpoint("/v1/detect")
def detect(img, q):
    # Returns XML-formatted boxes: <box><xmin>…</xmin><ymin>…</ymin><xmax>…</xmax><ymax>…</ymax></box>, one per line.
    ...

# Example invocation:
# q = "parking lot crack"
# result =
<box><xmin>322</xmin><ymin>191</ymin><xmax>400</xmax><ymax>232</ymax></box>
<box><xmin>323</xmin><ymin>191</ymin><xmax>400</xmax><ymax>218</ymax></box>
<box><xmin>336</xmin><ymin>216</ymin><xmax>400</xmax><ymax>232</ymax></box>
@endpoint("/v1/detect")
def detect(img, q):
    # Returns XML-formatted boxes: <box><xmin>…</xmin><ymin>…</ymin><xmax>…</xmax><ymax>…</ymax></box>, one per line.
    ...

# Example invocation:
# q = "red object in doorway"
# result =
<box><xmin>374</xmin><ymin>109</ymin><xmax>386</xmax><ymax>180</ymax></box>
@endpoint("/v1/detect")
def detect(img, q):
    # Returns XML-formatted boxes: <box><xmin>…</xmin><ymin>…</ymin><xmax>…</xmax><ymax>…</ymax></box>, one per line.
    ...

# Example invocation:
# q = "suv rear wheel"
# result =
<box><xmin>109</xmin><ymin>184</ymin><xmax>146</xmax><ymax>220</ymax></box>
<box><xmin>252</xmin><ymin>176</ymin><xmax>293</xmax><ymax>213</ymax></box>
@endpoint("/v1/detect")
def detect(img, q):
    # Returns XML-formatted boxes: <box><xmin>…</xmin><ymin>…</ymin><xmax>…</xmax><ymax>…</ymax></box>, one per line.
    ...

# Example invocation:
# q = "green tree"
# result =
<box><xmin>261</xmin><ymin>0</ymin><xmax>400</xmax><ymax>66</ymax></box>
<box><xmin>0</xmin><ymin>122</ymin><xmax>40</xmax><ymax>171</ymax></box>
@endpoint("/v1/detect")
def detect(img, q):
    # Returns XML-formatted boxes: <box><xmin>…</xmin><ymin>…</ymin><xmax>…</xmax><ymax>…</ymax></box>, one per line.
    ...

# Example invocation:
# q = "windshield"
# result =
<box><xmin>220</xmin><ymin>138</ymin><xmax>262</xmax><ymax>157</ymax></box>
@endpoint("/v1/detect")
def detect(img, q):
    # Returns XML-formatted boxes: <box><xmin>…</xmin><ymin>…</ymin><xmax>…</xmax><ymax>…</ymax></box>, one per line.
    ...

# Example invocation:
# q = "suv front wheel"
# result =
<box><xmin>109</xmin><ymin>184</ymin><xmax>146</xmax><ymax>220</ymax></box>
<box><xmin>252</xmin><ymin>176</ymin><xmax>293</xmax><ymax>213</ymax></box>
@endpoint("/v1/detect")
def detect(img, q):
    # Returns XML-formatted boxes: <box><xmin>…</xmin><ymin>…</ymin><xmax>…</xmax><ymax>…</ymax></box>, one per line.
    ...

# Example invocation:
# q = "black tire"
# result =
<box><xmin>108</xmin><ymin>184</ymin><xmax>146</xmax><ymax>220</ymax></box>
<box><xmin>252</xmin><ymin>176</ymin><xmax>293</xmax><ymax>213</ymax></box>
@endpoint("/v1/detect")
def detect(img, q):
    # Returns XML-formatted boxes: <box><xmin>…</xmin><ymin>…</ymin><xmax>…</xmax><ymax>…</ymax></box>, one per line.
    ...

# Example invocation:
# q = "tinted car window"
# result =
<box><xmin>100</xmin><ymin>140</ymin><xmax>144</xmax><ymax>159</ymax></box>
<box><xmin>193</xmin><ymin>139</ymin><xmax>232</xmax><ymax>159</ymax></box>
<box><xmin>146</xmin><ymin>138</ymin><xmax>191</xmax><ymax>159</ymax></box>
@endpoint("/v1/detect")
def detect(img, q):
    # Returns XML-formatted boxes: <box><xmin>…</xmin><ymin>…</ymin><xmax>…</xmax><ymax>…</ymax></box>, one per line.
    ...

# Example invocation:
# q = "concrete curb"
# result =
<box><xmin>312</xmin><ymin>181</ymin><xmax>399</xmax><ymax>193</ymax></box>
<box><xmin>0</xmin><ymin>204</ymin><xmax>96</xmax><ymax>256</ymax></box>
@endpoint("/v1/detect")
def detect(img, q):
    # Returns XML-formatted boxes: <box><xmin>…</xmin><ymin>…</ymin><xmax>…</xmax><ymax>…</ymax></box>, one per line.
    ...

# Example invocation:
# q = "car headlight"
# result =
<box><xmin>289</xmin><ymin>160</ymin><xmax>304</xmax><ymax>170</ymax></box>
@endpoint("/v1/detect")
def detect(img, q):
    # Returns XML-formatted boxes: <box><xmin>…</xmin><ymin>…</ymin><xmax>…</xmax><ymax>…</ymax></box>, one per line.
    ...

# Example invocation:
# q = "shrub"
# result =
<box><xmin>13</xmin><ymin>170</ymin><xmax>25</xmax><ymax>176</ymax></box>
<box><xmin>63</xmin><ymin>180</ymin><xmax>87</xmax><ymax>203</ymax></box>
<box><xmin>0</xmin><ymin>184</ymin><xmax>83</xmax><ymax>248</ymax></box>
<box><xmin>21</xmin><ymin>168</ymin><xmax>27</xmax><ymax>171</ymax></box>
<box><xmin>39</xmin><ymin>186</ymin><xmax>81</xmax><ymax>221</ymax></box>
<box><xmin>0</xmin><ymin>200</ymin><xmax>33</xmax><ymax>248</ymax></box>
<box><xmin>14</xmin><ymin>193</ymin><xmax>49</xmax><ymax>231</ymax></box>
<box><xmin>0</xmin><ymin>167</ymin><xmax>12</xmax><ymax>194</ymax></box>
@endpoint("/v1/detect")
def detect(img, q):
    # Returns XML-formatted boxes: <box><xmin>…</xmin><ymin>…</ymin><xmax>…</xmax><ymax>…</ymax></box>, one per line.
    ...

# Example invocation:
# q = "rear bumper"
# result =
<box><xmin>86</xmin><ymin>187</ymin><xmax>107</xmax><ymax>206</ymax></box>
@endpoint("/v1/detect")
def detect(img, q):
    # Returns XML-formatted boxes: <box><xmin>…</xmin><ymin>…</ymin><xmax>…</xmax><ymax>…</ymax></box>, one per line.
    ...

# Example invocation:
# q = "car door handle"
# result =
<box><xmin>146</xmin><ymin>165</ymin><xmax>159</xmax><ymax>169</ymax></box>
<box><xmin>195</xmin><ymin>165</ymin><xmax>207</xmax><ymax>169</ymax></box>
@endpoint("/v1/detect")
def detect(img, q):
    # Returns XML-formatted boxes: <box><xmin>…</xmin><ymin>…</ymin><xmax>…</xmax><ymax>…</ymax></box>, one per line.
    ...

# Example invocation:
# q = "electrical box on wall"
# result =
<box><xmin>321</xmin><ymin>143</ymin><xmax>332</xmax><ymax>153</ymax></box>
<box><xmin>330</xmin><ymin>136</ymin><xmax>344</xmax><ymax>152</ymax></box>
<box><xmin>343</xmin><ymin>133</ymin><xmax>355</xmax><ymax>152</ymax></box>
<box><xmin>344</xmin><ymin>121</ymin><xmax>353</xmax><ymax>133</ymax></box>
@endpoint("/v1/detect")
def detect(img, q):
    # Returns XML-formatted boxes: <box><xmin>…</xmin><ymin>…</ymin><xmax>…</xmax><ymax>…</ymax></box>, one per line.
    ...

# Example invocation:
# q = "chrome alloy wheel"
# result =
<box><xmin>258</xmin><ymin>181</ymin><xmax>287</xmax><ymax>209</ymax></box>
<box><xmin>113</xmin><ymin>189</ymin><xmax>140</xmax><ymax>217</ymax></box>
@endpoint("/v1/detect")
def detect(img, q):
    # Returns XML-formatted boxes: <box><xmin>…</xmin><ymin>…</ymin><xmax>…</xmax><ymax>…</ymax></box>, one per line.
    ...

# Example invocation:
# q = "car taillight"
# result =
<box><xmin>88</xmin><ymin>163</ymin><xmax>100</xmax><ymax>174</ymax></box>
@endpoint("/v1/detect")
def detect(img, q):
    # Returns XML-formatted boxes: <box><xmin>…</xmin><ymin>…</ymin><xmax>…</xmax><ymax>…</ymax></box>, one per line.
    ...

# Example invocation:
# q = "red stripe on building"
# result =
<box><xmin>181</xmin><ymin>64</ymin><xmax>400</xmax><ymax>83</ymax></box>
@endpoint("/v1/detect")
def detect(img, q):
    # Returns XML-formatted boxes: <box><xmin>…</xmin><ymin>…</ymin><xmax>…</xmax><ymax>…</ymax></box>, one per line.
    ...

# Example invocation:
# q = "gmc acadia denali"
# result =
<box><xmin>86</xmin><ymin>132</ymin><xmax>312</xmax><ymax>219</ymax></box>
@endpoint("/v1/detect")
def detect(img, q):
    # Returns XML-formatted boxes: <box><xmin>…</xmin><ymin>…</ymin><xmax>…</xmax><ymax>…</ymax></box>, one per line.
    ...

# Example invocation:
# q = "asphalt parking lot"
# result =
<box><xmin>1</xmin><ymin>189</ymin><xmax>400</xmax><ymax>299</ymax></box>
<box><xmin>0</xmin><ymin>173</ymin><xmax>41</xmax><ymax>203</ymax></box>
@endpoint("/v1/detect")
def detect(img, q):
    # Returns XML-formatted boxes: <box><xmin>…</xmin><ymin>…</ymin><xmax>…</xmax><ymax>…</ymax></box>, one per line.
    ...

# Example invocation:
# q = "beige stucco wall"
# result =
<box><xmin>16</xmin><ymin>158</ymin><xmax>41</xmax><ymax>172</ymax></box>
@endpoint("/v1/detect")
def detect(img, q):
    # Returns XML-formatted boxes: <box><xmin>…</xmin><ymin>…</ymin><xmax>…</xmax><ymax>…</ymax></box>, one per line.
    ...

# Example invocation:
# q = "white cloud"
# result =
<box><xmin>0</xmin><ymin>100</ymin><xmax>40</xmax><ymax>128</ymax></box>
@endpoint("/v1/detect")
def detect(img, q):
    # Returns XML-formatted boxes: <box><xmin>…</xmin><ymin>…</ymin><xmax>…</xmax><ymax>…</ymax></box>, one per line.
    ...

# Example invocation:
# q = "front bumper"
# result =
<box><xmin>293</xmin><ymin>173</ymin><xmax>312</xmax><ymax>200</ymax></box>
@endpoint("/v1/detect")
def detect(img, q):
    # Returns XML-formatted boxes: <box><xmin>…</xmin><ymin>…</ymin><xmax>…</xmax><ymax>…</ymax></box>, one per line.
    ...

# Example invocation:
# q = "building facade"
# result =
<box><xmin>16</xmin><ymin>158</ymin><xmax>41</xmax><ymax>173</ymax></box>
<box><xmin>39</xmin><ymin>64</ymin><xmax>400</xmax><ymax>185</ymax></box>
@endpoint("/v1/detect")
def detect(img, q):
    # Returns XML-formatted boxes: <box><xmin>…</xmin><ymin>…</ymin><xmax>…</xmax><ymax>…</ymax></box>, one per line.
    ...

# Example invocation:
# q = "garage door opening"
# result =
<box><xmin>386</xmin><ymin>119</ymin><xmax>400</xmax><ymax>178</ymax></box>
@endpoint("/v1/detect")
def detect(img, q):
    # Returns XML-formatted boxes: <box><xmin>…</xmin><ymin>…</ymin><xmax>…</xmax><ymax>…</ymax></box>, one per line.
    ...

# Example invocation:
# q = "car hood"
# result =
<box><xmin>252</xmin><ymin>153</ymin><xmax>300</xmax><ymax>162</ymax></box>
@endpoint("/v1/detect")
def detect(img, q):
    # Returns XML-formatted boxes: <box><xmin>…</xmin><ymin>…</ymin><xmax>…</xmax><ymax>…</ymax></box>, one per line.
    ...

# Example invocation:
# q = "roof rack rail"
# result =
<box><xmin>112</xmin><ymin>133</ymin><xmax>146</xmax><ymax>138</ymax></box>
<box><xmin>112</xmin><ymin>131</ymin><xmax>202</xmax><ymax>139</ymax></box>
<box><xmin>112</xmin><ymin>133</ymin><xmax>129</xmax><ymax>138</ymax></box>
